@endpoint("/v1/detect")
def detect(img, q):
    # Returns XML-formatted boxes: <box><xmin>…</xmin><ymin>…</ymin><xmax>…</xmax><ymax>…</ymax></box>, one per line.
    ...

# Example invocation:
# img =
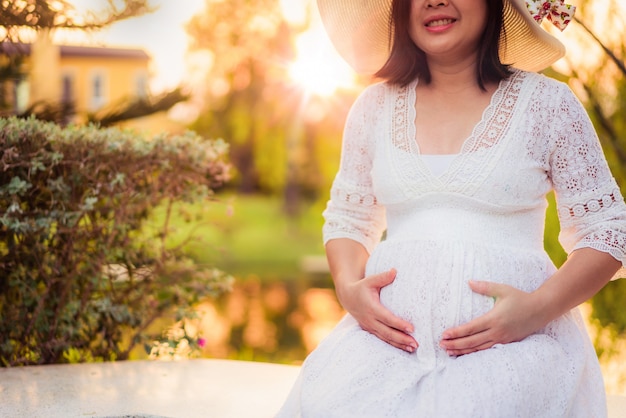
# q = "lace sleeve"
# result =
<box><xmin>322</xmin><ymin>85</ymin><xmax>386</xmax><ymax>254</ymax></box>
<box><xmin>547</xmin><ymin>83</ymin><xmax>626</xmax><ymax>269</ymax></box>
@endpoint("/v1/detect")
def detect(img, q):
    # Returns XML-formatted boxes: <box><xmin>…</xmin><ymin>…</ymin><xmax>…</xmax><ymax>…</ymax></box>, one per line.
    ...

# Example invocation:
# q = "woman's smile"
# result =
<box><xmin>410</xmin><ymin>0</ymin><xmax>488</xmax><ymax>60</ymax></box>
<box><xmin>424</xmin><ymin>16</ymin><xmax>457</xmax><ymax>31</ymax></box>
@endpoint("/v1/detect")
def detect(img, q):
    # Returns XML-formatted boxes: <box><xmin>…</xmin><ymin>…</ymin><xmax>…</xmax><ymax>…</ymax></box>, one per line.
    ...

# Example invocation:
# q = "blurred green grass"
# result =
<box><xmin>146</xmin><ymin>193</ymin><xmax>327</xmax><ymax>279</ymax></box>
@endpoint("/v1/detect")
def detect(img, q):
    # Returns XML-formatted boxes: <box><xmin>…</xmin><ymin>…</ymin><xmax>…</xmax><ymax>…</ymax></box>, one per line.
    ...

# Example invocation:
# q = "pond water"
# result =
<box><xmin>190</xmin><ymin>273</ymin><xmax>626</xmax><ymax>396</ymax></box>
<box><xmin>194</xmin><ymin>273</ymin><xmax>342</xmax><ymax>365</ymax></box>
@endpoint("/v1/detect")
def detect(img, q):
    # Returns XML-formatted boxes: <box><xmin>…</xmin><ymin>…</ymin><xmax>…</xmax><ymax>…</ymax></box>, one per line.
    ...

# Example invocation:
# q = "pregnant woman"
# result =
<box><xmin>276</xmin><ymin>0</ymin><xmax>626</xmax><ymax>416</ymax></box>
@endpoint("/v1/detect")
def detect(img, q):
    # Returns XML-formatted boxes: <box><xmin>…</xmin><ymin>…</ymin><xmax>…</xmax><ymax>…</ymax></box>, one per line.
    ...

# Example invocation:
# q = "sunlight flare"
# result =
<box><xmin>288</xmin><ymin>27</ymin><xmax>356</xmax><ymax>97</ymax></box>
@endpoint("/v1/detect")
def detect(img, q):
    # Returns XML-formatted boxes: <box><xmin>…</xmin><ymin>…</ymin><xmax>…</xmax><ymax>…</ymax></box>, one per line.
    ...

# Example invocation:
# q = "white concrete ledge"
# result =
<box><xmin>0</xmin><ymin>359</ymin><xmax>624</xmax><ymax>418</ymax></box>
<box><xmin>0</xmin><ymin>359</ymin><xmax>299</xmax><ymax>418</ymax></box>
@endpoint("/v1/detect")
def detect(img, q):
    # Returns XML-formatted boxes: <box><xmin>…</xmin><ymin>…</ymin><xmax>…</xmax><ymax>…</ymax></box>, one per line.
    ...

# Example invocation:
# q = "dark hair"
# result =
<box><xmin>375</xmin><ymin>0</ymin><xmax>510</xmax><ymax>90</ymax></box>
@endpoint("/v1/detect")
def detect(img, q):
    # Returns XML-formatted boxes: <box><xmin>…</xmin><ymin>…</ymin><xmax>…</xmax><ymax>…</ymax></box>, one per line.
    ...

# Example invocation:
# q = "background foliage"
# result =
<box><xmin>0</xmin><ymin>117</ymin><xmax>232</xmax><ymax>366</ymax></box>
<box><xmin>186</xmin><ymin>0</ymin><xmax>353</xmax><ymax>215</ymax></box>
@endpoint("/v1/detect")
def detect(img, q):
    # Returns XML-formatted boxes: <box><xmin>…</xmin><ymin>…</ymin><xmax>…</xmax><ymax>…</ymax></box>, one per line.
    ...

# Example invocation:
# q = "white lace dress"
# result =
<box><xmin>276</xmin><ymin>70</ymin><xmax>626</xmax><ymax>418</ymax></box>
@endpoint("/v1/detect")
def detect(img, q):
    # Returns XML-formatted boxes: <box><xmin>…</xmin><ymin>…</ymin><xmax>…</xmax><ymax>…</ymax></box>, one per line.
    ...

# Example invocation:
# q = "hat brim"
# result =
<box><xmin>317</xmin><ymin>0</ymin><xmax>566</xmax><ymax>75</ymax></box>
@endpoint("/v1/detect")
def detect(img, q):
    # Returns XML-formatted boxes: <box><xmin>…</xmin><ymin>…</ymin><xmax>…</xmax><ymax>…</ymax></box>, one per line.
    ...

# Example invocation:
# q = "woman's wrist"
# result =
<box><xmin>333</xmin><ymin>275</ymin><xmax>360</xmax><ymax>307</ymax></box>
<box><xmin>528</xmin><ymin>286</ymin><xmax>560</xmax><ymax>328</ymax></box>
<box><xmin>531</xmin><ymin>249</ymin><xmax>621</xmax><ymax>327</ymax></box>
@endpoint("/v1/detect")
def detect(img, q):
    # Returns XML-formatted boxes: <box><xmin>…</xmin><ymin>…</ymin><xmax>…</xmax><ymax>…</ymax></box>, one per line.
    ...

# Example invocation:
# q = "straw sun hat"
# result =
<box><xmin>317</xmin><ymin>0</ymin><xmax>576</xmax><ymax>74</ymax></box>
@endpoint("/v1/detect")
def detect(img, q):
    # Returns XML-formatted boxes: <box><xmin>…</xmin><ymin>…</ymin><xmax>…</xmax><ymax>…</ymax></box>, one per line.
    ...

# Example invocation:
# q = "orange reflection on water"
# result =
<box><xmin>196</xmin><ymin>279</ymin><xmax>344</xmax><ymax>362</ymax></box>
<box><xmin>196</xmin><ymin>302</ymin><xmax>232</xmax><ymax>358</ymax></box>
<box><xmin>289</xmin><ymin>288</ymin><xmax>345</xmax><ymax>352</ymax></box>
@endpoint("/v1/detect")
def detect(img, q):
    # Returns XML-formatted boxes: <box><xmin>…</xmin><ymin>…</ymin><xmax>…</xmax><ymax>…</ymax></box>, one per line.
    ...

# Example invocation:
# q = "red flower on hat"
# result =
<box><xmin>526</xmin><ymin>0</ymin><xmax>576</xmax><ymax>31</ymax></box>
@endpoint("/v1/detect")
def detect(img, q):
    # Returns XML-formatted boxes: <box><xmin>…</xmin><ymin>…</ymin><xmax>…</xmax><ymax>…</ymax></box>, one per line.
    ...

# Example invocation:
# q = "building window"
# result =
<box><xmin>62</xmin><ymin>74</ymin><xmax>74</xmax><ymax>104</ymax></box>
<box><xmin>135</xmin><ymin>72</ymin><xmax>148</xmax><ymax>99</ymax></box>
<box><xmin>90</xmin><ymin>71</ymin><xmax>107</xmax><ymax>111</ymax></box>
<box><xmin>14</xmin><ymin>77</ymin><xmax>29</xmax><ymax>114</ymax></box>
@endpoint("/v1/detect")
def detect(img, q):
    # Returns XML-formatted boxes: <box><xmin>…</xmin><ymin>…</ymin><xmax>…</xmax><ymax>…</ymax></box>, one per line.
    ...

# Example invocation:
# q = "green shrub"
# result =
<box><xmin>0</xmin><ymin>117</ymin><xmax>233</xmax><ymax>366</ymax></box>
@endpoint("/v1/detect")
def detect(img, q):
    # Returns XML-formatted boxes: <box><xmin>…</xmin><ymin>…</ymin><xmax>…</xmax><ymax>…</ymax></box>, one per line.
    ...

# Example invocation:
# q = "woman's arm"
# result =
<box><xmin>441</xmin><ymin>81</ymin><xmax>626</xmax><ymax>355</ymax></box>
<box><xmin>533</xmin><ymin>248</ymin><xmax>620</xmax><ymax>320</ymax></box>
<box><xmin>321</xmin><ymin>85</ymin><xmax>417</xmax><ymax>352</ymax></box>
<box><xmin>439</xmin><ymin>248</ymin><xmax>620</xmax><ymax>356</ymax></box>
<box><xmin>326</xmin><ymin>238</ymin><xmax>418</xmax><ymax>353</ymax></box>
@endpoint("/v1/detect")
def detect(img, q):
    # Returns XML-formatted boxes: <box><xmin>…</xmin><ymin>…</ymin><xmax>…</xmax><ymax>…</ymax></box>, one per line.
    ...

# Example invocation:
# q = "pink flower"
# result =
<box><xmin>197</xmin><ymin>338</ymin><xmax>206</xmax><ymax>348</ymax></box>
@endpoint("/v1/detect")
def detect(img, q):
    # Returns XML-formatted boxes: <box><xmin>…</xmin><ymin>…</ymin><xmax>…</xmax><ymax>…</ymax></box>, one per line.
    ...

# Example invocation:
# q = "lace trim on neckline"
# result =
<box><xmin>393</xmin><ymin>70</ymin><xmax>524</xmax><ymax>156</ymax></box>
<box><xmin>388</xmin><ymin>70</ymin><xmax>527</xmax><ymax>191</ymax></box>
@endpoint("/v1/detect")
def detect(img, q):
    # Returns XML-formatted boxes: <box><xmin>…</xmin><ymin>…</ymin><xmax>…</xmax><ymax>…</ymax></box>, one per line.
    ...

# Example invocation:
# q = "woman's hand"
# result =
<box><xmin>439</xmin><ymin>280</ymin><xmax>548</xmax><ymax>356</ymax></box>
<box><xmin>440</xmin><ymin>250</ymin><xmax>621</xmax><ymax>356</ymax></box>
<box><xmin>337</xmin><ymin>268</ymin><xmax>418</xmax><ymax>353</ymax></box>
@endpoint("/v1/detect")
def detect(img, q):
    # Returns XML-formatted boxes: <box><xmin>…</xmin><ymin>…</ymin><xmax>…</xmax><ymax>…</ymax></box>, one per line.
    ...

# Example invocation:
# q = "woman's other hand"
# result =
<box><xmin>440</xmin><ymin>249</ymin><xmax>620</xmax><ymax>356</ymax></box>
<box><xmin>439</xmin><ymin>280</ymin><xmax>546</xmax><ymax>356</ymax></box>
<box><xmin>337</xmin><ymin>268</ymin><xmax>418</xmax><ymax>353</ymax></box>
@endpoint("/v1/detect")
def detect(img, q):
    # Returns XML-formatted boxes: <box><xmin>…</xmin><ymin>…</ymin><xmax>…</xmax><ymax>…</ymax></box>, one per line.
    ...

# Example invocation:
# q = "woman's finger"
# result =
<box><xmin>440</xmin><ymin>327</ymin><xmax>492</xmax><ymax>352</ymax></box>
<box><xmin>367</xmin><ymin>319</ymin><xmax>418</xmax><ymax>352</ymax></box>
<box><xmin>468</xmin><ymin>280</ymin><xmax>511</xmax><ymax>299</ymax></box>
<box><xmin>360</xmin><ymin>301</ymin><xmax>418</xmax><ymax>351</ymax></box>
<box><xmin>365</xmin><ymin>268</ymin><xmax>397</xmax><ymax>288</ymax></box>
<box><xmin>376</xmin><ymin>303</ymin><xmax>415</xmax><ymax>334</ymax></box>
<box><xmin>441</xmin><ymin>313</ymin><xmax>491</xmax><ymax>341</ymax></box>
<box><xmin>445</xmin><ymin>340</ymin><xmax>496</xmax><ymax>356</ymax></box>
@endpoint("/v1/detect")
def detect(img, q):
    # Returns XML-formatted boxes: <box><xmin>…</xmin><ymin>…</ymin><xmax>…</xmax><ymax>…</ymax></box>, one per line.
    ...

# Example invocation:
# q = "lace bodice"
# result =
<box><xmin>323</xmin><ymin>70</ymin><xmax>626</xmax><ymax>268</ymax></box>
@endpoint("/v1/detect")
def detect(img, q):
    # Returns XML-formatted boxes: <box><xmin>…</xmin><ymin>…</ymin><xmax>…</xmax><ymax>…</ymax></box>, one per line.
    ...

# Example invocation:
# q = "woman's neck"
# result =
<box><xmin>424</xmin><ymin>56</ymin><xmax>483</xmax><ymax>94</ymax></box>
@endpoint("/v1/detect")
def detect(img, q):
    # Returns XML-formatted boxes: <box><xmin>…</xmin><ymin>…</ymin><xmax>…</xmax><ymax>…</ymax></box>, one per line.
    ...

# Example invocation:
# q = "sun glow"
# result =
<box><xmin>288</xmin><ymin>27</ymin><xmax>356</xmax><ymax>97</ymax></box>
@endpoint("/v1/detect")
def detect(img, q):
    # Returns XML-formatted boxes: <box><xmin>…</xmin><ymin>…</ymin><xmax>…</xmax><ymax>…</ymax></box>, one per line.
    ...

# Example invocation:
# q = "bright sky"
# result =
<box><xmin>61</xmin><ymin>0</ymin><xmax>355</xmax><ymax>96</ymax></box>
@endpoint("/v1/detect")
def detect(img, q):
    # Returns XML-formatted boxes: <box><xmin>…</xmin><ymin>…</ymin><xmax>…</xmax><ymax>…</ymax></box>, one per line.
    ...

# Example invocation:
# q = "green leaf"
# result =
<box><xmin>2</xmin><ymin>177</ymin><xmax>32</xmax><ymax>196</ymax></box>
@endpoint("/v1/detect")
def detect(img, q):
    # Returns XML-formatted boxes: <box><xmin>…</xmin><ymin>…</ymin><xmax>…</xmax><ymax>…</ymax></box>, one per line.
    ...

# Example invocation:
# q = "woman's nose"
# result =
<box><xmin>425</xmin><ymin>0</ymin><xmax>449</xmax><ymax>8</ymax></box>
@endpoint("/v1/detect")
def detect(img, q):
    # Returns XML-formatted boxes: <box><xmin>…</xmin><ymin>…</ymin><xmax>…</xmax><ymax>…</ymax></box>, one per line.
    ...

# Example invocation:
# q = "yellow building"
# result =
<box><xmin>59</xmin><ymin>44</ymin><xmax>151</xmax><ymax>116</ymax></box>
<box><xmin>1</xmin><ymin>35</ymin><xmax>184</xmax><ymax>134</ymax></box>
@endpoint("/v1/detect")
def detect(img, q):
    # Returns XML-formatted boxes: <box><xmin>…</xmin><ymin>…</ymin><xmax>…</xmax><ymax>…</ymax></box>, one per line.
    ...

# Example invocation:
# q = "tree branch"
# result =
<box><xmin>0</xmin><ymin>0</ymin><xmax>154</xmax><ymax>41</ymax></box>
<box><xmin>574</xmin><ymin>16</ymin><xmax>626</xmax><ymax>77</ymax></box>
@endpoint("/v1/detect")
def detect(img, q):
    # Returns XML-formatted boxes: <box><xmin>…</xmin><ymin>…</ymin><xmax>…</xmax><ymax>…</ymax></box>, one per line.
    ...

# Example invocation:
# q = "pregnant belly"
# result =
<box><xmin>364</xmin><ymin>239</ymin><xmax>554</xmax><ymax>358</ymax></box>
